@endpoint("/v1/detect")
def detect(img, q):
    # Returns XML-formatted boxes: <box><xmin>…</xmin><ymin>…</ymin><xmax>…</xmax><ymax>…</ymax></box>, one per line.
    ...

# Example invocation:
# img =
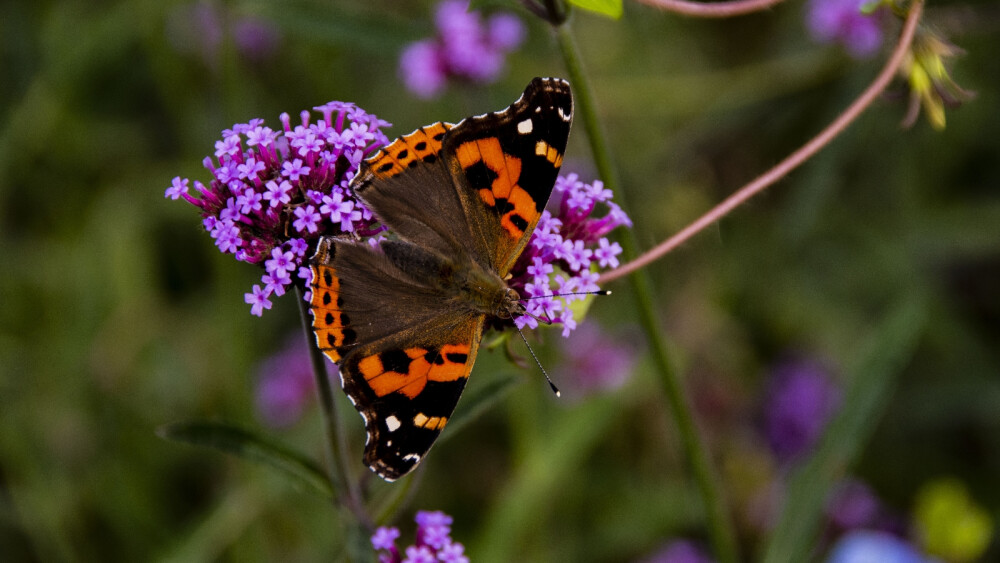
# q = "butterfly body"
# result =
<box><xmin>310</xmin><ymin>78</ymin><xmax>573</xmax><ymax>480</ymax></box>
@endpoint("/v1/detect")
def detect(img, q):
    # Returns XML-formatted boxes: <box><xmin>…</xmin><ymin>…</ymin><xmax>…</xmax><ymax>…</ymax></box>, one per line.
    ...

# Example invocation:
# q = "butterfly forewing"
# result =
<box><xmin>442</xmin><ymin>77</ymin><xmax>573</xmax><ymax>274</ymax></box>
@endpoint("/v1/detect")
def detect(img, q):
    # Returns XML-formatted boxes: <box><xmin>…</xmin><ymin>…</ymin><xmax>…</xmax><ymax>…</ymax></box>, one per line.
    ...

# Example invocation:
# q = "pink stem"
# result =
<box><xmin>600</xmin><ymin>1</ymin><xmax>924</xmax><ymax>285</ymax></box>
<box><xmin>636</xmin><ymin>0</ymin><xmax>786</xmax><ymax>18</ymax></box>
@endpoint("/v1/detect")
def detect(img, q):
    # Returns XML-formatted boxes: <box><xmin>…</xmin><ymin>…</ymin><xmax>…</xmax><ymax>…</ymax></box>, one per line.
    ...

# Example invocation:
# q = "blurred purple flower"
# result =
<box><xmin>639</xmin><ymin>540</ymin><xmax>716</xmax><ymax>563</ymax></box>
<box><xmin>167</xmin><ymin>1</ymin><xmax>281</xmax><ymax>66</ymax></box>
<box><xmin>233</xmin><ymin>17</ymin><xmax>281</xmax><ymax>62</ymax></box>
<box><xmin>827</xmin><ymin>479</ymin><xmax>881</xmax><ymax>531</ymax></box>
<box><xmin>763</xmin><ymin>358</ymin><xmax>842</xmax><ymax>461</ymax></box>
<box><xmin>372</xmin><ymin>510</ymin><xmax>468</xmax><ymax>563</ymax></box>
<box><xmin>826</xmin><ymin>530</ymin><xmax>934</xmax><ymax>563</ymax></box>
<box><xmin>399</xmin><ymin>0</ymin><xmax>526</xmax><ymax>99</ymax></box>
<box><xmin>166</xmin><ymin>102</ymin><xmax>390</xmax><ymax>316</ymax></box>
<box><xmin>806</xmin><ymin>0</ymin><xmax>884</xmax><ymax>59</ymax></box>
<box><xmin>555</xmin><ymin>321</ymin><xmax>638</xmax><ymax>396</ymax></box>
<box><xmin>255</xmin><ymin>335</ymin><xmax>336</xmax><ymax>427</ymax></box>
<box><xmin>505</xmin><ymin>173</ymin><xmax>631</xmax><ymax>337</ymax></box>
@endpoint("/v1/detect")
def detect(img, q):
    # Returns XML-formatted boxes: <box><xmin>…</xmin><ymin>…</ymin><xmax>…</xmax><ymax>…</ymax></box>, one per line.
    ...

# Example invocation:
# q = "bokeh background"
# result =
<box><xmin>1</xmin><ymin>0</ymin><xmax>998</xmax><ymax>561</ymax></box>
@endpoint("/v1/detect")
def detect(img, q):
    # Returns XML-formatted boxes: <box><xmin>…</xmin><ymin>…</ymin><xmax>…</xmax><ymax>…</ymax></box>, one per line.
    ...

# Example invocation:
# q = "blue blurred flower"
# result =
<box><xmin>805</xmin><ymin>0</ymin><xmax>884</xmax><ymax>59</ymax></box>
<box><xmin>763</xmin><ymin>358</ymin><xmax>842</xmax><ymax>461</ymax></box>
<box><xmin>399</xmin><ymin>0</ymin><xmax>525</xmax><ymax>99</ymax></box>
<box><xmin>826</xmin><ymin>530</ymin><xmax>935</xmax><ymax>563</ymax></box>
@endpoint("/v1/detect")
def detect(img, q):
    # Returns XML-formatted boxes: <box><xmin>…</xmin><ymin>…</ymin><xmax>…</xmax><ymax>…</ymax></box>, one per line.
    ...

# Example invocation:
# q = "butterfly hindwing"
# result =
<box><xmin>342</xmin><ymin>317</ymin><xmax>484</xmax><ymax>480</ymax></box>
<box><xmin>310</xmin><ymin>237</ymin><xmax>484</xmax><ymax>480</ymax></box>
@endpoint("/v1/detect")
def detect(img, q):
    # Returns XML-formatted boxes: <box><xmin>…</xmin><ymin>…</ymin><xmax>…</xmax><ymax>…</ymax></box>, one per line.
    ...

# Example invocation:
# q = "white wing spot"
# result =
<box><xmin>517</xmin><ymin>119</ymin><xmax>533</xmax><ymax>135</ymax></box>
<box><xmin>402</xmin><ymin>453</ymin><xmax>421</xmax><ymax>463</ymax></box>
<box><xmin>558</xmin><ymin>107</ymin><xmax>571</xmax><ymax>122</ymax></box>
<box><xmin>386</xmin><ymin>415</ymin><xmax>401</xmax><ymax>432</ymax></box>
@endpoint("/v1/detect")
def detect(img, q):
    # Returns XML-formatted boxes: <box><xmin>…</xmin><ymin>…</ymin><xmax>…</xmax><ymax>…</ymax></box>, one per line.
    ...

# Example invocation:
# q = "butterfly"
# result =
<box><xmin>309</xmin><ymin>77</ymin><xmax>573</xmax><ymax>481</ymax></box>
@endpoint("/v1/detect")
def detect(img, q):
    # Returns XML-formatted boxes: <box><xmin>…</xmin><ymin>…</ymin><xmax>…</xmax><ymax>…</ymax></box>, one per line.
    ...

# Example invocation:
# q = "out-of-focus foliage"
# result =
<box><xmin>1</xmin><ymin>0</ymin><xmax>997</xmax><ymax>561</ymax></box>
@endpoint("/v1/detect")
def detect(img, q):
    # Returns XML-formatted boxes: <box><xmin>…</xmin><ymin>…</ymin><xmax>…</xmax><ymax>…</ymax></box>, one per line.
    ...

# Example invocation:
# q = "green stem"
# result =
<box><xmin>553</xmin><ymin>20</ymin><xmax>739</xmax><ymax>563</ymax></box>
<box><xmin>296</xmin><ymin>286</ymin><xmax>371</xmax><ymax>531</ymax></box>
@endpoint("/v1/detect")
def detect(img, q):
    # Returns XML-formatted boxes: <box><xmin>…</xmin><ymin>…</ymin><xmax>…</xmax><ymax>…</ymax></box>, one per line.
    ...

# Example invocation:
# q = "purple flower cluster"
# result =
<box><xmin>372</xmin><ymin>510</ymin><xmax>468</xmax><ymax>563</ymax></box>
<box><xmin>762</xmin><ymin>358</ymin><xmax>842</xmax><ymax>461</ymax></box>
<box><xmin>805</xmin><ymin>0</ymin><xmax>884</xmax><ymax>59</ymax></box>
<box><xmin>399</xmin><ymin>0</ymin><xmax>525</xmax><ymax>99</ymax></box>
<box><xmin>508</xmin><ymin>173</ymin><xmax>631</xmax><ymax>337</ymax></box>
<box><xmin>165</xmin><ymin>102</ymin><xmax>390</xmax><ymax>315</ymax></box>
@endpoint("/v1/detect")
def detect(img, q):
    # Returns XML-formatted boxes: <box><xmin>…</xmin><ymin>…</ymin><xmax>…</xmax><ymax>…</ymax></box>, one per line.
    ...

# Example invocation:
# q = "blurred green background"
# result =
<box><xmin>1</xmin><ymin>0</ymin><xmax>998</xmax><ymax>561</ymax></box>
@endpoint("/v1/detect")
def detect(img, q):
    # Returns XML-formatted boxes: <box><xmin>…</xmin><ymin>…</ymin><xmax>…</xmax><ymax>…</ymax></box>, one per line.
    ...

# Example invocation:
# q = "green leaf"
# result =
<box><xmin>157</xmin><ymin>421</ymin><xmax>333</xmax><ymax>499</ymax></box>
<box><xmin>568</xmin><ymin>0</ymin><xmax>624</xmax><ymax>18</ymax></box>
<box><xmin>760</xmin><ymin>295</ymin><xmax>928</xmax><ymax>563</ymax></box>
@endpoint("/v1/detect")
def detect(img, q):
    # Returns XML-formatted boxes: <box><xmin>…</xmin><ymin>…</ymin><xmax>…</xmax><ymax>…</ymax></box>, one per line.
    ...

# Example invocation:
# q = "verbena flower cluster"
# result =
<box><xmin>165</xmin><ymin>102</ymin><xmax>390</xmax><ymax>315</ymax></box>
<box><xmin>371</xmin><ymin>510</ymin><xmax>468</xmax><ymax>563</ymax></box>
<box><xmin>400</xmin><ymin>0</ymin><xmax>525</xmax><ymax>99</ymax></box>
<box><xmin>508</xmin><ymin>173</ymin><xmax>631</xmax><ymax>336</ymax></box>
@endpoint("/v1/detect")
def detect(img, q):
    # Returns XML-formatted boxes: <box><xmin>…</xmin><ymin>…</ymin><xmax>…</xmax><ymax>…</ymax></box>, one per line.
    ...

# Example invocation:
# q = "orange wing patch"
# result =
<box><xmin>366</xmin><ymin>122</ymin><xmax>454</xmax><ymax>180</ymax></box>
<box><xmin>357</xmin><ymin>344</ymin><xmax>472</xmax><ymax>399</ymax></box>
<box><xmin>454</xmin><ymin>137</ymin><xmax>539</xmax><ymax>240</ymax></box>
<box><xmin>311</xmin><ymin>263</ymin><xmax>354</xmax><ymax>363</ymax></box>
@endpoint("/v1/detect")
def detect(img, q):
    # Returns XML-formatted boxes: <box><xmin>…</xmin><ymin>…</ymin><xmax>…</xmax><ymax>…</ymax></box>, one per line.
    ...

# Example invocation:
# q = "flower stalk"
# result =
<box><xmin>296</xmin><ymin>286</ymin><xmax>371</xmax><ymax>530</ymax></box>
<box><xmin>552</xmin><ymin>12</ymin><xmax>740</xmax><ymax>563</ymax></box>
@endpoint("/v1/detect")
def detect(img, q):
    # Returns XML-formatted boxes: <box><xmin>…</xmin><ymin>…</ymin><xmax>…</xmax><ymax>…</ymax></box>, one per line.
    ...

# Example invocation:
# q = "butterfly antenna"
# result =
<box><xmin>514</xmin><ymin>324</ymin><xmax>560</xmax><ymax>397</ymax></box>
<box><xmin>521</xmin><ymin>290</ymin><xmax>612</xmax><ymax>300</ymax></box>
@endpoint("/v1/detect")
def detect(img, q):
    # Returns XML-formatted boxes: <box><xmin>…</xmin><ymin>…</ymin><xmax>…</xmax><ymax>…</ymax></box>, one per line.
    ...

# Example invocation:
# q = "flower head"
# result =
<box><xmin>806</xmin><ymin>0</ymin><xmax>884</xmax><ymax>59</ymax></box>
<box><xmin>372</xmin><ymin>510</ymin><xmax>467</xmax><ymax>563</ymax></box>
<box><xmin>166</xmin><ymin>102</ymin><xmax>389</xmax><ymax>315</ymax></box>
<box><xmin>900</xmin><ymin>29</ymin><xmax>974</xmax><ymax>130</ymax></box>
<box><xmin>399</xmin><ymin>1</ymin><xmax>526</xmax><ymax>99</ymax></box>
<box><xmin>503</xmin><ymin>173</ymin><xmax>631</xmax><ymax>338</ymax></box>
<box><xmin>762</xmin><ymin>358</ymin><xmax>842</xmax><ymax>461</ymax></box>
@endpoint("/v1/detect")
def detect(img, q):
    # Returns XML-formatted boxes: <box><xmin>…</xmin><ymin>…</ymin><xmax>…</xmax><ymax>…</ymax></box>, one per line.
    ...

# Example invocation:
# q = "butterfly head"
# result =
<box><xmin>499</xmin><ymin>286</ymin><xmax>525</xmax><ymax>320</ymax></box>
